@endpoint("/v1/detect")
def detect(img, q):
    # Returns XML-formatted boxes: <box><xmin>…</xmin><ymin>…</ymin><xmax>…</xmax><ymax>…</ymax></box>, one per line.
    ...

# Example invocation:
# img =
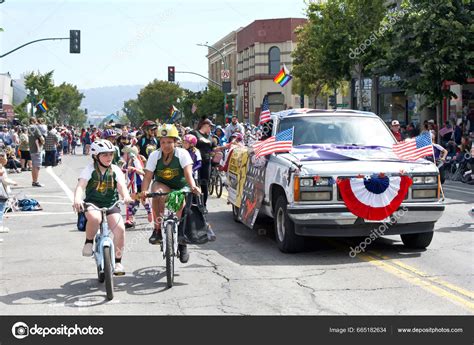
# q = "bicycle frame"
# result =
<box><xmin>161</xmin><ymin>209</ymin><xmax>179</xmax><ymax>259</ymax></box>
<box><xmin>84</xmin><ymin>201</ymin><xmax>122</xmax><ymax>274</ymax></box>
<box><xmin>94</xmin><ymin>209</ymin><xmax>115</xmax><ymax>274</ymax></box>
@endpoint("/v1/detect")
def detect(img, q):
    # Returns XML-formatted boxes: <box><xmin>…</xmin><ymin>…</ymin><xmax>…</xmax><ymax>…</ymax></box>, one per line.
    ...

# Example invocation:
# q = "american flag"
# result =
<box><xmin>259</xmin><ymin>96</ymin><xmax>271</xmax><ymax>124</ymax></box>
<box><xmin>393</xmin><ymin>131</ymin><xmax>433</xmax><ymax>161</ymax></box>
<box><xmin>253</xmin><ymin>127</ymin><xmax>294</xmax><ymax>158</ymax></box>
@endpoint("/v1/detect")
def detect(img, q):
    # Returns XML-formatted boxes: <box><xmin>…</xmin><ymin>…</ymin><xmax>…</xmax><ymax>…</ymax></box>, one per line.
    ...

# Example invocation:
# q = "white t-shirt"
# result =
<box><xmin>145</xmin><ymin>148</ymin><xmax>193</xmax><ymax>172</ymax></box>
<box><xmin>79</xmin><ymin>163</ymin><xmax>126</xmax><ymax>186</ymax></box>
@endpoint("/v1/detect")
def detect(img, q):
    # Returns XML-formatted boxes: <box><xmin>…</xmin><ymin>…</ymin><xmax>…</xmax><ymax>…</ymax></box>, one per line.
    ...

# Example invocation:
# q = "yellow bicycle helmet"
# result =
<box><xmin>157</xmin><ymin>124</ymin><xmax>180</xmax><ymax>140</ymax></box>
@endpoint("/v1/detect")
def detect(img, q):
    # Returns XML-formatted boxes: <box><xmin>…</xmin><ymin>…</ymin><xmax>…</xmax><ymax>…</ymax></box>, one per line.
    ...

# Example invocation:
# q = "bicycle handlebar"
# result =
<box><xmin>144</xmin><ymin>189</ymin><xmax>192</xmax><ymax>198</ymax></box>
<box><xmin>84</xmin><ymin>200</ymin><xmax>124</xmax><ymax>212</ymax></box>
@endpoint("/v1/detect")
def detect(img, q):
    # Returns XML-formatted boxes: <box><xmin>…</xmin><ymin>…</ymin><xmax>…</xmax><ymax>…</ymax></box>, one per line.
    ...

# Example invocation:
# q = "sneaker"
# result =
<box><xmin>178</xmin><ymin>244</ymin><xmax>189</xmax><ymax>263</ymax></box>
<box><xmin>0</xmin><ymin>226</ymin><xmax>10</xmax><ymax>233</ymax></box>
<box><xmin>32</xmin><ymin>182</ymin><xmax>45</xmax><ymax>187</ymax></box>
<box><xmin>207</xmin><ymin>227</ymin><xmax>216</xmax><ymax>242</ymax></box>
<box><xmin>114</xmin><ymin>263</ymin><xmax>125</xmax><ymax>276</ymax></box>
<box><xmin>82</xmin><ymin>242</ymin><xmax>93</xmax><ymax>257</ymax></box>
<box><xmin>149</xmin><ymin>230</ymin><xmax>162</xmax><ymax>245</ymax></box>
<box><xmin>124</xmin><ymin>220</ymin><xmax>135</xmax><ymax>229</ymax></box>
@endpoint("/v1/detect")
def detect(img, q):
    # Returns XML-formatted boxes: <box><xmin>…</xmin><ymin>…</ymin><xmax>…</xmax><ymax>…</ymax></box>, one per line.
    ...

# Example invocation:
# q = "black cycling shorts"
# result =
<box><xmin>84</xmin><ymin>205</ymin><xmax>121</xmax><ymax>216</ymax></box>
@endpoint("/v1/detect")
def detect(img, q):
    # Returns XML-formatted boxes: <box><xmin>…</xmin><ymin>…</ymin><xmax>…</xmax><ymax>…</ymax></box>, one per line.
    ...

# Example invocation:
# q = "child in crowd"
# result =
<box><xmin>183</xmin><ymin>134</ymin><xmax>202</xmax><ymax>180</ymax></box>
<box><xmin>121</xmin><ymin>145</ymin><xmax>153</xmax><ymax>228</ymax></box>
<box><xmin>0</xmin><ymin>152</ymin><xmax>18</xmax><ymax>234</ymax></box>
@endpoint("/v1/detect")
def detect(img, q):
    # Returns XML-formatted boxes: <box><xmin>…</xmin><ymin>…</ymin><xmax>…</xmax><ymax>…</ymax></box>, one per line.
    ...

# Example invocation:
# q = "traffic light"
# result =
<box><xmin>69</xmin><ymin>30</ymin><xmax>80</xmax><ymax>54</ymax></box>
<box><xmin>328</xmin><ymin>95</ymin><xmax>336</xmax><ymax>109</ymax></box>
<box><xmin>168</xmin><ymin>66</ymin><xmax>175</xmax><ymax>82</ymax></box>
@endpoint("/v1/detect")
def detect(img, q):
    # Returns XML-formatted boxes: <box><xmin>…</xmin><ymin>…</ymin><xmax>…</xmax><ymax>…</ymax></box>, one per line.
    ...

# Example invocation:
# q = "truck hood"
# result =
<box><xmin>280</xmin><ymin>145</ymin><xmax>437</xmax><ymax>176</ymax></box>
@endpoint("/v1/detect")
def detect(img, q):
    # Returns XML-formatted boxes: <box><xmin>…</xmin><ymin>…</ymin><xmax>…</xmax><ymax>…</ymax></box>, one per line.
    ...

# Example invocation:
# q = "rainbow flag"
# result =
<box><xmin>36</xmin><ymin>99</ymin><xmax>49</xmax><ymax>112</ymax></box>
<box><xmin>168</xmin><ymin>105</ymin><xmax>179</xmax><ymax>124</ymax></box>
<box><xmin>273</xmin><ymin>65</ymin><xmax>292</xmax><ymax>87</ymax></box>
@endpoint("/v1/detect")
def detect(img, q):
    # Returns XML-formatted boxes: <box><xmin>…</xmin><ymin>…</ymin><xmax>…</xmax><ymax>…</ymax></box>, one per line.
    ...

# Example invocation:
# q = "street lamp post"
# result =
<box><xmin>197</xmin><ymin>43</ymin><xmax>229</xmax><ymax>122</ymax></box>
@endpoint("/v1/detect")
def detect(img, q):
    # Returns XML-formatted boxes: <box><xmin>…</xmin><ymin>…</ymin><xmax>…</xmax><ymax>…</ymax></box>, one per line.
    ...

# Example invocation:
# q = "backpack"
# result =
<box><xmin>17</xmin><ymin>199</ymin><xmax>42</xmax><ymax>211</ymax></box>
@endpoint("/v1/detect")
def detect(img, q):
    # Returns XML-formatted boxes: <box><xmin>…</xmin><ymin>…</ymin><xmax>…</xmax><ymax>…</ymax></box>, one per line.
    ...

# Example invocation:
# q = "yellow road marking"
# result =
<box><xmin>359</xmin><ymin>252</ymin><xmax>474</xmax><ymax>312</ymax></box>
<box><xmin>325</xmin><ymin>239</ymin><xmax>474</xmax><ymax>312</ymax></box>
<box><xmin>370</xmin><ymin>250</ymin><xmax>474</xmax><ymax>300</ymax></box>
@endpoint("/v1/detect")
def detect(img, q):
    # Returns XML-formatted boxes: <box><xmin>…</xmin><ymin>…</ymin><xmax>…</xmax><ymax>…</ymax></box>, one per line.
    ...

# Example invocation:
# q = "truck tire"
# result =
<box><xmin>274</xmin><ymin>195</ymin><xmax>304</xmax><ymax>253</ymax></box>
<box><xmin>401</xmin><ymin>231</ymin><xmax>434</xmax><ymax>249</ymax></box>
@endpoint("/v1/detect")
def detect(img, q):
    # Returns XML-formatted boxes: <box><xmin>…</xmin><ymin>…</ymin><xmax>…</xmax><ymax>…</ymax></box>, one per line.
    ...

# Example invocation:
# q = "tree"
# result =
<box><xmin>68</xmin><ymin>108</ymin><xmax>87</xmax><ymax>128</ymax></box>
<box><xmin>197</xmin><ymin>87</ymin><xmax>224</xmax><ymax>124</ymax></box>
<box><xmin>381</xmin><ymin>0</ymin><xmax>473</xmax><ymax>124</ymax></box>
<box><xmin>22</xmin><ymin>70</ymin><xmax>57</xmax><ymax>118</ymax></box>
<box><xmin>54</xmin><ymin>82</ymin><xmax>84</xmax><ymax>125</ymax></box>
<box><xmin>123</xmin><ymin>99</ymin><xmax>142</xmax><ymax>127</ymax></box>
<box><xmin>137</xmin><ymin>80</ymin><xmax>183</xmax><ymax>123</ymax></box>
<box><xmin>180</xmin><ymin>89</ymin><xmax>203</xmax><ymax>126</ymax></box>
<box><xmin>293</xmin><ymin>0</ymin><xmax>388</xmax><ymax>110</ymax></box>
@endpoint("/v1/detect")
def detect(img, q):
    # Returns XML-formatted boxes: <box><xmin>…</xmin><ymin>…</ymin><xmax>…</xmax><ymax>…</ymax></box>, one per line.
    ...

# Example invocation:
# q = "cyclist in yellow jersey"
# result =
<box><xmin>140</xmin><ymin>124</ymin><xmax>201</xmax><ymax>263</ymax></box>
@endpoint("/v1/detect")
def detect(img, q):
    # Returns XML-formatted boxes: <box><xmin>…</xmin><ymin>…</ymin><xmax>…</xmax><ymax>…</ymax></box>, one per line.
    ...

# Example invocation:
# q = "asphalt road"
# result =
<box><xmin>0</xmin><ymin>154</ymin><xmax>472</xmax><ymax>315</ymax></box>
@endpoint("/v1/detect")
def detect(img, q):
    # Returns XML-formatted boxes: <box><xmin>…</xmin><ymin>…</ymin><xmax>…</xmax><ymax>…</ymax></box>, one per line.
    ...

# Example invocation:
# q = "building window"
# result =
<box><xmin>268</xmin><ymin>47</ymin><xmax>281</xmax><ymax>75</ymax></box>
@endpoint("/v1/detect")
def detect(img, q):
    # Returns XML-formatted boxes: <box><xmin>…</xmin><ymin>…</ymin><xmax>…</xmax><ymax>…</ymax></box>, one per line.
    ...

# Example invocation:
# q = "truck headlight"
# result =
<box><xmin>314</xmin><ymin>177</ymin><xmax>331</xmax><ymax>186</ymax></box>
<box><xmin>412</xmin><ymin>176</ymin><xmax>438</xmax><ymax>184</ymax></box>
<box><xmin>300</xmin><ymin>178</ymin><xmax>313</xmax><ymax>187</ymax></box>
<box><xmin>424</xmin><ymin>176</ymin><xmax>437</xmax><ymax>184</ymax></box>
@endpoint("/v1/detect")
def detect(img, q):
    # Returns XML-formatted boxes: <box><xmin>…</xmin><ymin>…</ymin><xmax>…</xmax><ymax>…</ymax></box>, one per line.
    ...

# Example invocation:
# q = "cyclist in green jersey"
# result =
<box><xmin>73</xmin><ymin>139</ymin><xmax>133</xmax><ymax>275</ymax></box>
<box><xmin>140</xmin><ymin>124</ymin><xmax>201</xmax><ymax>263</ymax></box>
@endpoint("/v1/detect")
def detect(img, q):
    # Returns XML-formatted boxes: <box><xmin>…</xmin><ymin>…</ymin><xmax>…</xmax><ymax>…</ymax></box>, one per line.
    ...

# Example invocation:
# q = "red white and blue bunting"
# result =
<box><xmin>337</xmin><ymin>175</ymin><xmax>412</xmax><ymax>221</ymax></box>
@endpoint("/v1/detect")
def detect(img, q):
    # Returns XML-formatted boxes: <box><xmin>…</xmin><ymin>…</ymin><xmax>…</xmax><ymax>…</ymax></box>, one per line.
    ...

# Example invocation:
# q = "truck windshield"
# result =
<box><xmin>278</xmin><ymin>116</ymin><xmax>396</xmax><ymax>147</ymax></box>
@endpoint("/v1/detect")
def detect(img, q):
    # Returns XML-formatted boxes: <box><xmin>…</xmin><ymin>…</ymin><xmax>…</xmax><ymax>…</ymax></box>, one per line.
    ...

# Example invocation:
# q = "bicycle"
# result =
<box><xmin>141</xmin><ymin>188</ymin><xmax>190</xmax><ymax>288</ymax></box>
<box><xmin>209</xmin><ymin>165</ymin><xmax>223</xmax><ymax>198</ymax></box>
<box><xmin>84</xmin><ymin>200</ymin><xmax>123</xmax><ymax>300</ymax></box>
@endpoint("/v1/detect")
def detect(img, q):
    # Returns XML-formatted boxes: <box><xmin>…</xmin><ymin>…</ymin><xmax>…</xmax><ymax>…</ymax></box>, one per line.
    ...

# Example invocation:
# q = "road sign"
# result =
<box><xmin>222</xmin><ymin>81</ymin><xmax>231</xmax><ymax>94</ymax></box>
<box><xmin>221</xmin><ymin>70</ymin><xmax>230</xmax><ymax>80</ymax></box>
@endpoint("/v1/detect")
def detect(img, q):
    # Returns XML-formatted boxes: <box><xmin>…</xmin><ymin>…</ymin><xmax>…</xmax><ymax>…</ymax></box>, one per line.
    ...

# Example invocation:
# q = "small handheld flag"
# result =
<box><xmin>253</xmin><ymin>127</ymin><xmax>294</xmax><ymax>158</ymax></box>
<box><xmin>273</xmin><ymin>65</ymin><xmax>293</xmax><ymax>87</ymax></box>
<box><xmin>36</xmin><ymin>99</ymin><xmax>48</xmax><ymax>112</ymax></box>
<box><xmin>392</xmin><ymin>132</ymin><xmax>433</xmax><ymax>161</ymax></box>
<box><xmin>259</xmin><ymin>96</ymin><xmax>271</xmax><ymax>124</ymax></box>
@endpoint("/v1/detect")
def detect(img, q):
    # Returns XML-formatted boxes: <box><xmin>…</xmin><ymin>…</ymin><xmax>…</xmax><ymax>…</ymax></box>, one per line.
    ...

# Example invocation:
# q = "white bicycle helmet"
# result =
<box><xmin>90</xmin><ymin>139</ymin><xmax>115</xmax><ymax>155</ymax></box>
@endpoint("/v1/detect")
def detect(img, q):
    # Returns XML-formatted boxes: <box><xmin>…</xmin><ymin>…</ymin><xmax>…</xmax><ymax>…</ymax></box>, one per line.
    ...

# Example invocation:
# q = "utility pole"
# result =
<box><xmin>197</xmin><ymin>43</ymin><xmax>229</xmax><ymax>119</ymax></box>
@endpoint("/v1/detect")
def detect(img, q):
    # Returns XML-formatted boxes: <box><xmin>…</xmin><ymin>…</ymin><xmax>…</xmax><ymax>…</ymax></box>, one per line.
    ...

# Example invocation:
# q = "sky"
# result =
<box><xmin>0</xmin><ymin>0</ymin><xmax>307</xmax><ymax>89</ymax></box>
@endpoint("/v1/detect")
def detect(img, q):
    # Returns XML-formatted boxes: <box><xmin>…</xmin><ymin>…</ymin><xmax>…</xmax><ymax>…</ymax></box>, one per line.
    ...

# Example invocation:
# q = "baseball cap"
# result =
<box><xmin>391</xmin><ymin>120</ymin><xmax>400</xmax><ymax>126</ymax></box>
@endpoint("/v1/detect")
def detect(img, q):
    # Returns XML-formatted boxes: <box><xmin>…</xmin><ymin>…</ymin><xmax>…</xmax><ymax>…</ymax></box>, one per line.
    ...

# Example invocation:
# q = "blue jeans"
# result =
<box><xmin>0</xmin><ymin>200</ymin><xmax>6</xmax><ymax>226</ymax></box>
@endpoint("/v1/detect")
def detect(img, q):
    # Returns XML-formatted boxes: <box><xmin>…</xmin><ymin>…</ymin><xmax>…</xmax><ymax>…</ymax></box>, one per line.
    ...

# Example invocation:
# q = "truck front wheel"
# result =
<box><xmin>274</xmin><ymin>195</ymin><xmax>304</xmax><ymax>253</ymax></box>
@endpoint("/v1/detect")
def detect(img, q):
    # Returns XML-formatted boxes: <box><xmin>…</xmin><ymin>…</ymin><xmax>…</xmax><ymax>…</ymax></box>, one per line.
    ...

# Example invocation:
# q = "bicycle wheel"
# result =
<box><xmin>208</xmin><ymin>175</ymin><xmax>215</xmax><ymax>195</ymax></box>
<box><xmin>165</xmin><ymin>222</ymin><xmax>175</xmax><ymax>288</ymax></box>
<box><xmin>215</xmin><ymin>173</ymin><xmax>223</xmax><ymax>198</ymax></box>
<box><xmin>103</xmin><ymin>246</ymin><xmax>114</xmax><ymax>300</ymax></box>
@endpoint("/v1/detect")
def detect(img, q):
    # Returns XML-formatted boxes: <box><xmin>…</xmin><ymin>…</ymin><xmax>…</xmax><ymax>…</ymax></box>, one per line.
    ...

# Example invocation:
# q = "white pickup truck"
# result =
<box><xmin>229</xmin><ymin>109</ymin><xmax>445</xmax><ymax>253</ymax></box>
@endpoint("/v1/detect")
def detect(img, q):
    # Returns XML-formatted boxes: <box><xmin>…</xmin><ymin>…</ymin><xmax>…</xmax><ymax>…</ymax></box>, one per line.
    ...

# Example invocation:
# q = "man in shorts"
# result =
<box><xmin>28</xmin><ymin>117</ymin><xmax>45</xmax><ymax>187</ymax></box>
